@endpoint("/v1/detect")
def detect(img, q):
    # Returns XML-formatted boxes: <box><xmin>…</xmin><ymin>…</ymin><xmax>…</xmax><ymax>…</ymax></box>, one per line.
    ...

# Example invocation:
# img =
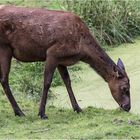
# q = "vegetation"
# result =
<box><xmin>64</xmin><ymin>0</ymin><xmax>140</xmax><ymax>45</ymax></box>
<box><xmin>0</xmin><ymin>102</ymin><xmax>140</xmax><ymax>139</ymax></box>
<box><xmin>0</xmin><ymin>0</ymin><xmax>63</xmax><ymax>9</ymax></box>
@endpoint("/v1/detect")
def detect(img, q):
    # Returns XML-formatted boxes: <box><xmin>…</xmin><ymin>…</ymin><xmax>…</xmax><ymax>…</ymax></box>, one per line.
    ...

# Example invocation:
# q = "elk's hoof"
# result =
<box><xmin>74</xmin><ymin>106</ymin><xmax>82</xmax><ymax>113</ymax></box>
<box><xmin>38</xmin><ymin>113</ymin><xmax>48</xmax><ymax>119</ymax></box>
<box><xmin>15</xmin><ymin>110</ymin><xmax>25</xmax><ymax>117</ymax></box>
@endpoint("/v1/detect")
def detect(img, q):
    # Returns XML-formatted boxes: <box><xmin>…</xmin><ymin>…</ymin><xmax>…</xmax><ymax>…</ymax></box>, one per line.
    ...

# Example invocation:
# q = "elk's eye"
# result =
<box><xmin>121</xmin><ymin>86</ymin><xmax>128</xmax><ymax>94</ymax></box>
<box><xmin>122</xmin><ymin>87</ymin><xmax>127</xmax><ymax>93</ymax></box>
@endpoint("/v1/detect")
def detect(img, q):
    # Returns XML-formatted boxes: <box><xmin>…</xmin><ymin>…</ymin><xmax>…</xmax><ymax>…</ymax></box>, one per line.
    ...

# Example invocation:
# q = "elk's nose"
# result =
<box><xmin>121</xmin><ymin>104</ymin><xmax>131</xmax><ymax>112</ymax></box>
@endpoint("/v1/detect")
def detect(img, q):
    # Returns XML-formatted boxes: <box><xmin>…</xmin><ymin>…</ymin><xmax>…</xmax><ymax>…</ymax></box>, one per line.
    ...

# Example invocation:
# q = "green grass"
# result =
<box><xmin>0</xmin><ymin>0</ymin><xmax>63</xmax><ymax>9</ymax></box>
<box><xmin>0</xmin><ymin>101</ymin><xmax>140</xmax><ymax>139</ymax></box>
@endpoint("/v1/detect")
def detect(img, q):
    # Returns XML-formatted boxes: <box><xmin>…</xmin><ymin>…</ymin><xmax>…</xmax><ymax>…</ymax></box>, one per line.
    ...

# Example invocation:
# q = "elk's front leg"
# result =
<box><xmin>0</xmin><ymin>46</ymin><xmax>25</xmax><ymax>116</ymax></box>
<box><xmin>38</xmin><ymin>56</ymin><xmax>57</xmax><ymax>119</ymax></box>
<box><xmin>58</xmin><ymin>65</ymin><xmax>82</xmax><ymax>113</ymax></box>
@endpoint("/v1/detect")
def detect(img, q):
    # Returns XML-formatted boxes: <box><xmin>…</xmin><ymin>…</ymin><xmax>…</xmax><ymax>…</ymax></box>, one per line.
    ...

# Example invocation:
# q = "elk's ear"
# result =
<box><xmin>117</xmin><ymin>58</ymin><xmax>125</xmax><ymax>71</ymax></box>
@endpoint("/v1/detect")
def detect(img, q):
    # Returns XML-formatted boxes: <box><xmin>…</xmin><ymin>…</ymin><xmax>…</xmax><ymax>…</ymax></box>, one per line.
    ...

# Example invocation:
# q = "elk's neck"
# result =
<box><xmin>82</xmin><ymin>36</ymin><xmax>117</xmax><ymax>82</ymax></box>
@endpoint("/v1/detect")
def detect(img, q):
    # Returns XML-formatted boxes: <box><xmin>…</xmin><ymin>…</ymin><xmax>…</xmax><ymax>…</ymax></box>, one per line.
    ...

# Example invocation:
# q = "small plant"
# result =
<box><xmin>9</xmin><ymin>61</ymin><xmax>44</xmax><ymax>101</ymax></box>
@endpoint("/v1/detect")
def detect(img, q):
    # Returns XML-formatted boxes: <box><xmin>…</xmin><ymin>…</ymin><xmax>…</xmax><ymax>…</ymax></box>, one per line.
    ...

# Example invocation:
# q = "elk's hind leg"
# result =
<box><xmin>58</xmin><ymin>65</ymin><xmax>82</xmax><ymax>113</ymax></box>
<box><xmin>0</xmin><ymin>46</ymin><xmax>25</xmax><ymax>116</ymax></box>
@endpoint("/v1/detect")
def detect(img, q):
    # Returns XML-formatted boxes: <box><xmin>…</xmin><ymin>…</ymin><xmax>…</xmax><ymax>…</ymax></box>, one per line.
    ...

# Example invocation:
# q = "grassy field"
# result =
<box><xmin>0</xmin><ymin>105</ymin><xmax>140</xmax><ymax>139</ymax></box>
<box><xmin>0</xmin><ymin>39</ymin><xmax>140</xmax><ymax>139</ymax></box>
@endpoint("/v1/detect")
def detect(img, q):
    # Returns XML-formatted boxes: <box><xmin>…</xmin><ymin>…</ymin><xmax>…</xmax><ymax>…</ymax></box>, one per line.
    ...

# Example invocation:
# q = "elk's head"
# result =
<box><xmin>108</xmin><ymin>58</ymin><xmax>131</xmax><ymax>112</ymax></box>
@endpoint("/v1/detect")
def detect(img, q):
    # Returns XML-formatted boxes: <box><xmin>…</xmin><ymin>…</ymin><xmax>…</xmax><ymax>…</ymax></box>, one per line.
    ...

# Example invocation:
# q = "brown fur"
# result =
<box><xmin>0</xmin><ymin>6</ymin><xmax>131</xmax><ymax>119</ymax></box>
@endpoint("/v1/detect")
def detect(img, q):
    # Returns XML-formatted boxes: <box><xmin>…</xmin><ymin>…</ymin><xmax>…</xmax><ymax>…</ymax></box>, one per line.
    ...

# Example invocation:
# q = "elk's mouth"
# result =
<box><xmin>120</xmin><ymin>104</ymin><xmax>131</xmax><ymax>112</ymax></box>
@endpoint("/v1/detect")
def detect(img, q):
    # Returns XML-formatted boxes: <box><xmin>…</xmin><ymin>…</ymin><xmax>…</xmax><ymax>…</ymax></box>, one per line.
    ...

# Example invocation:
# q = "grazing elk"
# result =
<box><xmin>0</xmin><ymin>5</ymin><xmax>130</xmax><ymax>119</ymax></box>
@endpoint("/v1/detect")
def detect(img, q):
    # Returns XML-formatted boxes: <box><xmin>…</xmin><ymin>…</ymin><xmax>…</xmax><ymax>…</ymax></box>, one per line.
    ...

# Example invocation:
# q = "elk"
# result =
<box><xmin>0</xmin><ymin>5</ymin><xmax>130</xmax><ymax>119</ymax></box>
